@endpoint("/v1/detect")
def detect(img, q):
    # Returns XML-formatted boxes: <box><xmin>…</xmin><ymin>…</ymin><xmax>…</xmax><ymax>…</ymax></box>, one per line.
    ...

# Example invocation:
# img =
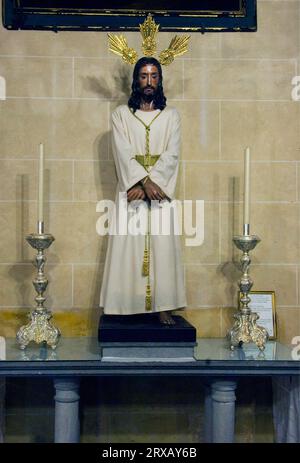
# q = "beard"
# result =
<box><xmin>139</xmin><ymin>86</ymin><xmax>157</xmax><ymax>102</ymax></box>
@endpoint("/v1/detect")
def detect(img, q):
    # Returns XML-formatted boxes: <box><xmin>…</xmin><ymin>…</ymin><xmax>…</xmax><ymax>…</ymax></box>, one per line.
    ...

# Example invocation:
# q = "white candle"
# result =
<box><xmin>38</xmin><ymin>143</ymin><xmax>44</xmax><ymax>226</ymax></box>
<box><xmin>243</xmin><ymin>147</ymin><xmax>251</xmax><ymax>230</ymax></box>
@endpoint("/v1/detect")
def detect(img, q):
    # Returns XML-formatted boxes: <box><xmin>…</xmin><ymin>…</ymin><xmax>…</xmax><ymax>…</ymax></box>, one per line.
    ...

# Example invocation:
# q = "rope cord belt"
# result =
<box><xmin>130</xmin><ymin>109</ymin><xmax>162</xmax><ymax>311</ymax></box>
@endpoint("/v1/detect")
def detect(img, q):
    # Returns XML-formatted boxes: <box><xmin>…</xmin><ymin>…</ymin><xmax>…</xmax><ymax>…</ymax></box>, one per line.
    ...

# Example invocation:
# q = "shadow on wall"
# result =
<box><xmin>8</xmin><ymin>174</ymin><xmax>35</xmax><ymax>310</ymax></box>
<box><xmin>220</xmin><ymin>176</ymin><xmax>241</xmax><ymax>304</ymax></box>
<box><xmin>85</xmin><ymin>64</ymin><xmax>132</xmax><ymax>101</ymax></box>
<box><xmin>86</xmin><ymin>66</ymin><xmax>135</xmax><ymax>334</ymax></box>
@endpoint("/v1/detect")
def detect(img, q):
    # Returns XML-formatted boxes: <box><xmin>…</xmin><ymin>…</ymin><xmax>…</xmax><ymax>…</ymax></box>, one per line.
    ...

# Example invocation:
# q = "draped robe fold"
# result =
<box><xmin>99</xmin><ymin>104</ymin><xmax>187</xmax><ymax>315</ymax></box>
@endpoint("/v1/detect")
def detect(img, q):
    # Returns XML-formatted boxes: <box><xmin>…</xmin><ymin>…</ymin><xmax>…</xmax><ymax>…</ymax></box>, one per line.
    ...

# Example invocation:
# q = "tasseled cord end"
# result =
<box><xmin>142</xmin><ymin>249</ymin><xmax>149</xmax><ymax>276</ymax></box>
<box><xmin>145</xmin><ymin>283</ymin><xmax>152</xmax><ymax>311</ymax></box>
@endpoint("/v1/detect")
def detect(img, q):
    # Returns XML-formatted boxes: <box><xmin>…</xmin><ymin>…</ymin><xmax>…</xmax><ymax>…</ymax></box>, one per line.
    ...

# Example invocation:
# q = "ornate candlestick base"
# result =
<box><xmin>17</xmin><ymin>308</ymin><xmax>60</xmax><ymax>350</ymax></box>
<box><xmin>228</xmin><ymin>234</ymin><xmax>269</xmax><ymax>351</ymax></box>
<box><xmin>229</xmin><ymin>312</ymin><xmax>268</xmax><ymax>351</ymax></box>
<box><xmin>16</xmin><ymin>232</ymin><xmax>60</xmax><ymax>350</ymax></box>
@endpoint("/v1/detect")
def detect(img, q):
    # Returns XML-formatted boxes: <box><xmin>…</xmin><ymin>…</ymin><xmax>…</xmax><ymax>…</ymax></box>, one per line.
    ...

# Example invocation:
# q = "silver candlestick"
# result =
<box><xmin>16</xmin><ymin>221</ymin><xmax>60</xmax><ymax>350</ymax></box>
<box><xmin>228</xmin><ymin>226</ymin><xmax>269</xmax><ymax>351</ymax></box>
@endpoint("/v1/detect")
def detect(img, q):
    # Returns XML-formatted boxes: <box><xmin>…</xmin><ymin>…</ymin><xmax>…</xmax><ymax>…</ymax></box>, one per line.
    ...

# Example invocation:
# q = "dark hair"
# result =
<box><xmin>128</xmin><ymin>57</ymin><xmax>167</xmax><ymax>112</ymax></box>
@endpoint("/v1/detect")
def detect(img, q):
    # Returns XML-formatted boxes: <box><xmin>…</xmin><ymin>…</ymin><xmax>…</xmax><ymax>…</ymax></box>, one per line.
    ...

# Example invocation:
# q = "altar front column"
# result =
<box><xmin>204</xmin><ymin>380</ymin><xmax>237</xmax><ymax>443</ymax></box>
<box><xmin>54</xmin><ymin>378</ymin><xmax>80</xmax><ymax>443</ymax></box>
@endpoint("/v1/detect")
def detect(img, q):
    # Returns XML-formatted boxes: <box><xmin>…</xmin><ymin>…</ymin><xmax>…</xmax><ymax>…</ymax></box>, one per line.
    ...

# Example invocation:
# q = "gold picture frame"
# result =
<box><xmin>239</xmin><ymin>291</ymin><xmax>277</xmax><ymax>340</ymax></box>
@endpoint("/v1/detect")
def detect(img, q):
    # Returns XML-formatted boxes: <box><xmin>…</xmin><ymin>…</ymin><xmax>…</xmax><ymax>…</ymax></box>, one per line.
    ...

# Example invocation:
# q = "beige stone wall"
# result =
<box><xmin>0</xmin><ymin>1</ymin><xmax>299</xmax><ymax>344</ymax></box>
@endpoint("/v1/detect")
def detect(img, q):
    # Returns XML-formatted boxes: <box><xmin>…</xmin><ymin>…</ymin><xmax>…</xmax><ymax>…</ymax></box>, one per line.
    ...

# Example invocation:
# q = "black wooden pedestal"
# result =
<box><xmin>98</xmin><ymin>314</ymin><xmax>197</xmax><ymax>361</ymax></box>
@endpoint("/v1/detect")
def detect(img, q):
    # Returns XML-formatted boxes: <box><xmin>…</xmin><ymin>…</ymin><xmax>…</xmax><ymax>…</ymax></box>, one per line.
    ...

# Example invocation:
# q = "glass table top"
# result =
<box><xmin>0</xmin><ymin>337</ymin><xmax>298</xmax><ymax>363</ymax></box>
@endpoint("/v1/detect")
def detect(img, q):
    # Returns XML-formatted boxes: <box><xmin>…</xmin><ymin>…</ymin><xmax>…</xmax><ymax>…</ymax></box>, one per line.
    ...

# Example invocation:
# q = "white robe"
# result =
<box><xmin>99</xmin><ymin>104</ymin><xmax>187</xmax><ymax>315</ymax></box>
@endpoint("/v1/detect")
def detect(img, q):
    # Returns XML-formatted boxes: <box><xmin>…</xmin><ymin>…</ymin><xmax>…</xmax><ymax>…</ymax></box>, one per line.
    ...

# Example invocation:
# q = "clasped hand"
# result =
<box><xmin>127</xmin><ymin>178</ymin><xmax>166</xmax><ymax>202</ymax></box>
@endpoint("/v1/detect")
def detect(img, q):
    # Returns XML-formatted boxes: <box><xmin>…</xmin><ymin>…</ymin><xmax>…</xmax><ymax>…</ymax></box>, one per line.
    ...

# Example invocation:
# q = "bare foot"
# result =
<box><xmin>158</xmin><ymin>311</ymin><xmax>175</xmax><ymax>325</ymax></box>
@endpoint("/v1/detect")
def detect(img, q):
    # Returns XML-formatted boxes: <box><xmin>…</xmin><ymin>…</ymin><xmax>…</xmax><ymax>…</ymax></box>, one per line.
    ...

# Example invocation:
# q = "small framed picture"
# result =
<box><xmin>239</xmin><ymin>291</ymin><xmax>277</xmax><ymax>340</ymax></box>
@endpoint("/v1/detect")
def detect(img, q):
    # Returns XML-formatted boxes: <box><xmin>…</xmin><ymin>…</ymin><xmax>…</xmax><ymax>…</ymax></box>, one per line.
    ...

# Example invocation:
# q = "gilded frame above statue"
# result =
<box><xmin>3</xmin><ymin>0</ymin><xmax>257</xmax><ymax>32</ymax></box>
